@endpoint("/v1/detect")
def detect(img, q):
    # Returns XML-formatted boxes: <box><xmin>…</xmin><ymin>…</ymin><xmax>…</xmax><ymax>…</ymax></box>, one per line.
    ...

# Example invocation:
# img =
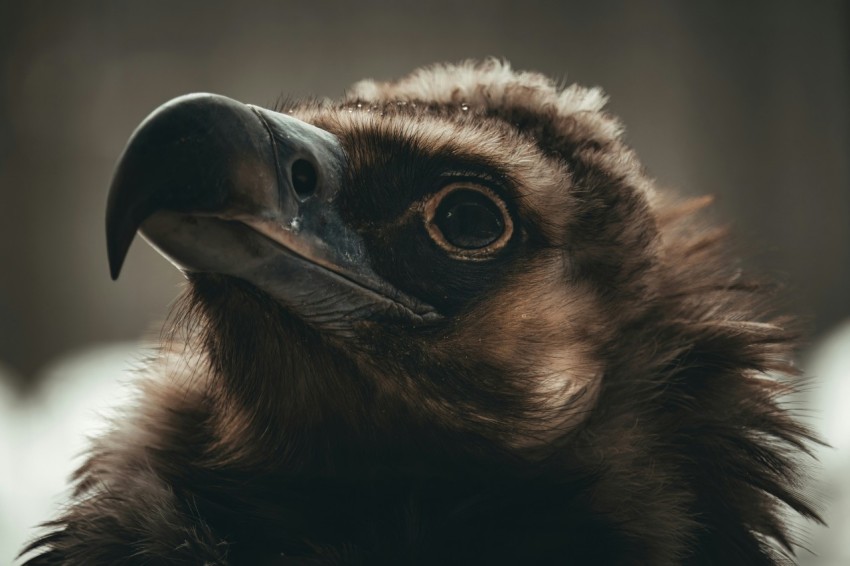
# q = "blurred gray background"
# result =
<box><xmin>0</xmin><ymin>0</ymin><xmax>849</xmax><ymax>562</ymax></box>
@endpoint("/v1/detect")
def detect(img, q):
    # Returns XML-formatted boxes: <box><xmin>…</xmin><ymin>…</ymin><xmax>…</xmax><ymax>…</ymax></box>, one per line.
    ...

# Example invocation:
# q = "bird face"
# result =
<box><xmin>107</xmin><ymin>61</ymin><xmax>653</xmax><ymax>456</ymax></box>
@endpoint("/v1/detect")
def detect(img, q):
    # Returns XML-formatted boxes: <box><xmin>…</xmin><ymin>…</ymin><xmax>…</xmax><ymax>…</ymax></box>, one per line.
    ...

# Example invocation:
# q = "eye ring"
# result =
<box><xmin>422</xmin><ymin>182</ymin><xmax>514</xmax><ymax>260</ymax></box>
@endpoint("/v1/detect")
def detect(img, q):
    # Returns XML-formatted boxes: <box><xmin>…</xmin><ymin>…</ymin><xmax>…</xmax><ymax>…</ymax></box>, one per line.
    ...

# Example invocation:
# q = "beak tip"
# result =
<box><xmin>108</xmin><ymin>250</ymin><xmax>124</xmax><ymax>280</ymax></box>
<box><xmin>106</xmin><ymin>225</ymin><xmax>131</xmax><ymax>281</ymax></box>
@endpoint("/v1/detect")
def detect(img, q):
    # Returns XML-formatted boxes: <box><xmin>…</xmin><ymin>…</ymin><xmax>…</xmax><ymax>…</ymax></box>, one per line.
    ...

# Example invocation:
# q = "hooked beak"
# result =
<box><xmin>106</xmin><ymin>93</ymin><xmax>439</xmax><ymax>328</ymax></box>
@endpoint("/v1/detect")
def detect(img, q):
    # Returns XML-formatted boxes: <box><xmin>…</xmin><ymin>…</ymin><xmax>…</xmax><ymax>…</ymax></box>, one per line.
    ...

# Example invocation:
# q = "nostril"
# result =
<box><xmin>291</xmin><ymin>159</ymin><xmax>318</xmax><ymax>199</ymax></box>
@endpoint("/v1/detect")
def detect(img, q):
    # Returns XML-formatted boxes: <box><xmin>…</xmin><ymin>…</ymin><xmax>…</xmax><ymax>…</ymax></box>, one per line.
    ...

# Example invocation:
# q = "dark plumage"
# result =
<box><xmin>22</xmin><ymin>60</ymin><xmax>820</xmax><ymax>565</ymax></box>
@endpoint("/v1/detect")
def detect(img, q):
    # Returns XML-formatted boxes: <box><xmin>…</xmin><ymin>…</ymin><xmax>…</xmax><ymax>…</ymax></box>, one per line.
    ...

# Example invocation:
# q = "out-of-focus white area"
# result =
<box><xmin>0</xmin><ymin>363</ymin><xmax>22</xmax><ymax>563</ymax></box>
<box><xmin>0</xmin><ymin>343</ymin><xmax>142</xmax><ymax>565</ymax></box>
<box><xmin>797</xmin><ymin>321</ymin><xmax>850</xmax><ymax>565</ymax></box>
<box><xmin>808</xmin><ymin>321</ymin><xmax>850</xmax><ymax>460</ymax></box>
<box><xmin>1</xmin><ymin>324</ymin><xmax>848</xmax><ymax>563</ymax></box>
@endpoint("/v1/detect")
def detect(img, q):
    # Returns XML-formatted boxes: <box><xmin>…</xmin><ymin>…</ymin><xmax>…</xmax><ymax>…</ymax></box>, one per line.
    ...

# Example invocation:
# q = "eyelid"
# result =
<box><xmin>434</xmin><ymin>172</ymin><xmax>520</xmax><ymax>221</ymax></box>
<box><xmin>421</xmin><ymin>181</ymin><xmax>515</xmax><ymax>260</ymax></box>
<box><xmin>438</xmin><ymin>170</ymin><xmax>504</xmax><ymax>190</ymax></box>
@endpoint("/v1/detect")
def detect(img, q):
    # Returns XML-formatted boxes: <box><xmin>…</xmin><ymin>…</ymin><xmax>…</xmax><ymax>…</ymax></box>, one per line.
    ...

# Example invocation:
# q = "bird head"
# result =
<box><xmin>105</xmin><ymin>62</ymin><xmax>812</xmax><ymax>504</ymax></box>
<box><xmin>107</xmin><ymin>62</ymin><xmax>649</xmax><ymax>462</ymax></box>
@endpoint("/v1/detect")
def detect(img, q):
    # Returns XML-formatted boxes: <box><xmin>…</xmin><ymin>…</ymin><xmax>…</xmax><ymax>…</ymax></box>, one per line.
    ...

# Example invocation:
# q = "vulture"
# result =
<box><xmin>22</xmin><ymin>60</ymin><xmax>820</xmax><ymax>565</ymax></box>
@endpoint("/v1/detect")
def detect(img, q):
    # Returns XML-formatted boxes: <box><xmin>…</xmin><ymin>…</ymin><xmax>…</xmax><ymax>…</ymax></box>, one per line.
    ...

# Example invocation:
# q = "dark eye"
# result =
<box><xmin>423</xmin><ymin>183</ymin><xmax>513</xmax><ymax>259</ymax></box>
<box><xmin>436</xmin><ymin>189</ymin><xmax>504</xmax><ymax>248</ymax></box>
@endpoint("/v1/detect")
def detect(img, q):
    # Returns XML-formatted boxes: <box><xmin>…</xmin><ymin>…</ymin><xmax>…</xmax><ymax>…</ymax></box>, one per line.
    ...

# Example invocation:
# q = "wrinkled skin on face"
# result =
<box><xmin>23</xmin><ymin>61</ymin><xmax>820</xmax><ymax>566</ymax></box>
